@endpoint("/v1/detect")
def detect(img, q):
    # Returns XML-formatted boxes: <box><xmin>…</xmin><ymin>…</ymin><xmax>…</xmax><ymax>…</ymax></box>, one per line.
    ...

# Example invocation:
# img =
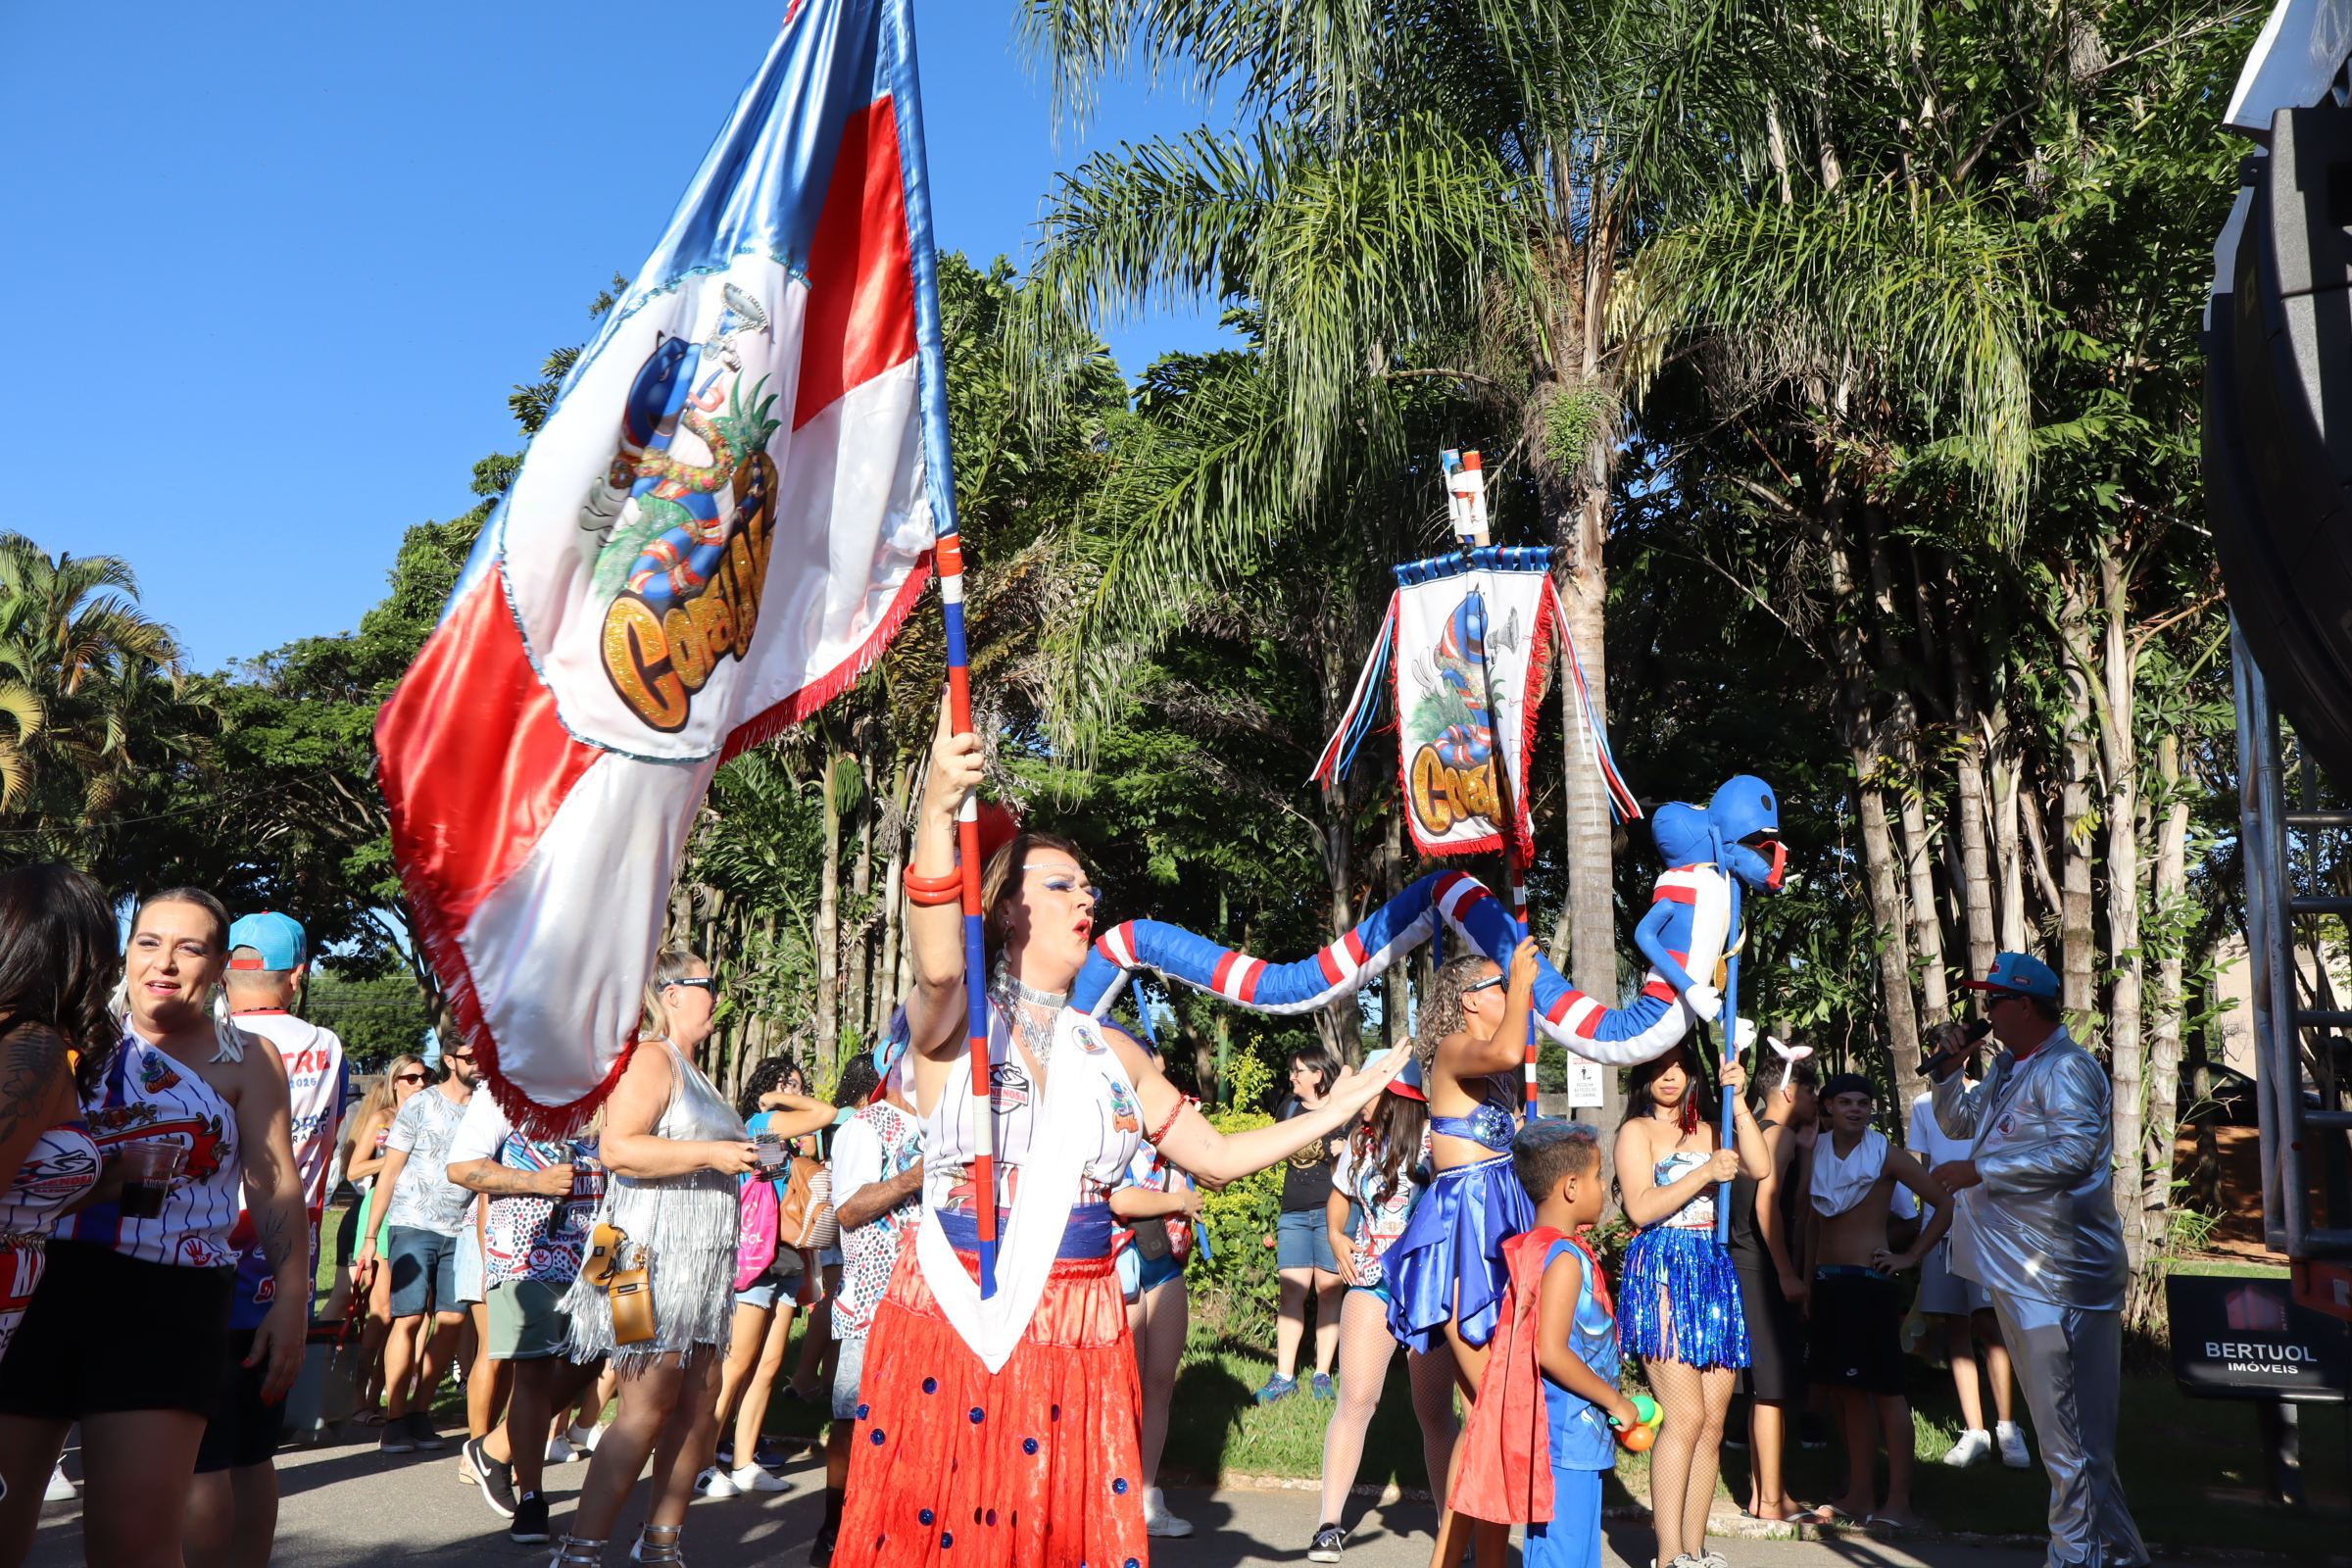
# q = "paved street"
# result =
<box><xmin>26</xmin><ymin>1420</ymin><xmax>2079</xmax><ymax>1568</ymax></box>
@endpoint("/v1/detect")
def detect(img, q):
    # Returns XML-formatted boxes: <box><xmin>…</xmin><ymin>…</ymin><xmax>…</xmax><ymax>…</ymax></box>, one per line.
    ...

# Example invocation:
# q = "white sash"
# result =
<box><xmin>914</xmin><ymin>1009</ymin><xmax>1132</xmax><ymax>1373</ymax></box>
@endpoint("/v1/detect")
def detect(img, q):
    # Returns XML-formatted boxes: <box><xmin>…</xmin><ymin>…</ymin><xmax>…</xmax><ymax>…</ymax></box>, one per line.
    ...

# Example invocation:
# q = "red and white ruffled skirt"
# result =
<box><xmin>836</xmin><ymin>1244</ymin><xmax>1148</xmax><ymax>1568</ymax></box>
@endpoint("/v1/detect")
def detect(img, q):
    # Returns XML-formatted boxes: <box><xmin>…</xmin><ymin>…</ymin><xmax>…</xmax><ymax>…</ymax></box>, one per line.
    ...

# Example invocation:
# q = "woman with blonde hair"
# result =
<box><xmin>335</xmin><ymin>1053</ymin><xmax>427</xmax><ymax>1421</ymax></box>
<box><xmin>550</xmin><ymin>951</ymin><xmax>823</xmax><ymax>1568</ymax></box>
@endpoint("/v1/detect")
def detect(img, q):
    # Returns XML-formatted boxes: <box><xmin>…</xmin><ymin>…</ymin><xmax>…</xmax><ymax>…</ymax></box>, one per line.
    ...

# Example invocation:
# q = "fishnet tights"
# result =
<box><xmin>1642</xmin><ymin>1353</ymin><xmax>1738</xmax><ymax>1564</ymax></box>
<box><xmin>1317</xmin><ymin>1288</ymin><xmax>1460</xmax><ymax>1526</ymax></box>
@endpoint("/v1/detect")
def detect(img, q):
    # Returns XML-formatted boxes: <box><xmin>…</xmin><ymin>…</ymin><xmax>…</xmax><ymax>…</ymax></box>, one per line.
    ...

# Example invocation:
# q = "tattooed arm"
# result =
<box><xmin>230</xmin><ymin>1039</ymin><xmax>312</xmax><ymax>1401</ymax></box>
<box><xmin>0</xmin><ymin>1021</ymin><xmax>75</xmax><ymax>1202</ymax></box>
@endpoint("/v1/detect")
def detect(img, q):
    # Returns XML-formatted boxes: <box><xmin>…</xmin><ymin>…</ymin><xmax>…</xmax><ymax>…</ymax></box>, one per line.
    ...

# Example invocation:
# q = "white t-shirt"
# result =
<box><xmin>1909</xmin><ymin>1088</ymin><xmax>1977</xmax><ymax>1169</ymax></box>
<box><xmin>831</xmin><ymin>1115</ymin><xmax>885</xmax><ymax>1207</ymax></box>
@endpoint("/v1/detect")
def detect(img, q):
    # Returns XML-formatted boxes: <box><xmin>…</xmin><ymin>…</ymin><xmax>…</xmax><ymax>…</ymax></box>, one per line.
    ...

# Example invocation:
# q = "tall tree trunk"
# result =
<box><xmin>2146</xmin><ymin>735</ymin><xmax>2191</xmax><ymax>1250</ymax></box>
<box><xmin>877</xmin><ymin>760</ymin><xmax>913</xmax><ymax>1036</ymax></box>
<box><xmin>816</xmin><ymin>749</ymin><xmax>843</xmax><ymax>1066</ymax></box>
<box><xmin>1948</xmin><ymin>618</ymin><xmax>1999</xmax><ymax>986</ymax></box>
<box><xmin>1315</xmin><ymin>782</ymin><xmax>1360</xmax><ymax>1064</ymax></box>
<box><xmin>2091</xmin><ymin>551</ymin><xmax>2144</xmax><ymax>1267</ymax></box>
<box><xmin>1556</xmin><ymin>452</ymin><xmax>1618</xmax><ymax>1133</ymax></box>
<box><xmin>847</xmin><ymin>737</ymin><xmax>877</xmax><ymax>1054</ymax></box>
<box><xmin>2058</xmin><ymin>574</ymin><xmax>2098</xmax><ymax>1019</ymax></box>
<box><xmin>1985</xmin><ymin>709</ymin><xmax>2030</xmax><ymax>955</ymax></box>
<box><xmin>1822</xmin><ymin>489</ymin><xmax>1923</xmax><ymax>1100</ymax></box>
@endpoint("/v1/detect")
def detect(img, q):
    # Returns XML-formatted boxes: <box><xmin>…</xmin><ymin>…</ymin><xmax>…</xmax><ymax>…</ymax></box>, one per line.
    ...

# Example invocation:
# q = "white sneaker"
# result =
<box><xmin>730</xmin><ymin>1463</ymin><xmax>786</xmax><ymax>1494</ymax></box>
<box><xmin>546</xmin><ymin>1436</ymin><xmax>576</xmax><ymax>1464</ymax></box>
<box><xmin>1996</xmin><ymin>1421</ymin><xmax>2031</xmax><ymax>1468</ymax></box>
<box><xmin>1940</xmin><ymin>1428</ymin><xmax>1991</xmax><ymax>1467</ymax></box>
<box><xmin>567</xmin><ymin>1422</ymin><xmax>603</xmax><ymax>1452</ymax></box>
<box><xmin>693</xmin><ymin>1466</ymin><xmax>738</xmax><ymax>1499</ymax></box>
<box><xmin>1142</xmin><ymin>1487</ymin><xmax>1193</xmax><ymax>1538</ymax></box>
<box><xmin>43</xmin><ymin>1464</ymin><xmax>75</xmax><ymax>1501</ymax></box>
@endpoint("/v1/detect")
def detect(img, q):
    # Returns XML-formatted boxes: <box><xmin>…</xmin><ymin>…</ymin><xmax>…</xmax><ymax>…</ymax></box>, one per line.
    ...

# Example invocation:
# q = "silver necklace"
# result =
<box><xmin>990</xmin><ymin>959</ymin><xmax>1065</xmax><ymax>1067</ymax></box>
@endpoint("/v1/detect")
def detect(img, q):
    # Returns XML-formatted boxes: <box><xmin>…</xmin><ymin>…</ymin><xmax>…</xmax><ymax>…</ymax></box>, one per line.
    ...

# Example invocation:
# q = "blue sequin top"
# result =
<box><xmin>1431</xmin><ymin>1076</ymin><xmax>1520</xmax><ymax>1152</ymax></box>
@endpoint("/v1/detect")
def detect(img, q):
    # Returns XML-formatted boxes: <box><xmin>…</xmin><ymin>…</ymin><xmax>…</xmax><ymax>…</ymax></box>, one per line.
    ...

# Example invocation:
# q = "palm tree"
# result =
<box><xmin>0</xmin><ymin>533</ymin><xmax>201</xmax><ymax>858</ymax></box>
<box><xmin>1011</xmin><ymin>0</ymin><xmax>1860</xmax><ymax>1093</ymax></box>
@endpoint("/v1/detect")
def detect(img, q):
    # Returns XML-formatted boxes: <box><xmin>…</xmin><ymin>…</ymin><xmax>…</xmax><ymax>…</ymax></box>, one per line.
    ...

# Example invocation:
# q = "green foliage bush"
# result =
<box><xmin>1188</xmin><ymin>1040</ymin><xmax>1285</xmax><ymax>1332</ymax></box>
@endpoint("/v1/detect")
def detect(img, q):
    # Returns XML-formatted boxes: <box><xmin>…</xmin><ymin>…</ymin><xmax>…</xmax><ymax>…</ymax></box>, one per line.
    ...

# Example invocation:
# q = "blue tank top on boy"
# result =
<box><xmin>1539</xmin><ymin>1236</ymin><xmax>1621</xmax><ymax>1472</ymax></box>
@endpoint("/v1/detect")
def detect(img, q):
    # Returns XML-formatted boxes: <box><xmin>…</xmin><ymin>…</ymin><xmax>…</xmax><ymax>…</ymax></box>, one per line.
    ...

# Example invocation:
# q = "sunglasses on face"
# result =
<box><xmin>393</xmin><ymin>1071</ymin><xmax>427</xmax><ymax>1083</ymax></box>
<box><xmin>444</xmin><ymin>1054</ymin><xmax>475</xmax><ymax>1066</ymax></box>
<box><xmin>1985</xmin><ymin>991</ymin><xmax>2027</xmax><ymax>1006</ymax></box>
<box><xmin>665</xmin><ymin>977</ymin><xmax>718</xmax><ymax>994</ymax></box>
<box><xmin>1461</xmin><ymin>974</ymin><xmax>1506</xmax><ymax>997</ymax></box>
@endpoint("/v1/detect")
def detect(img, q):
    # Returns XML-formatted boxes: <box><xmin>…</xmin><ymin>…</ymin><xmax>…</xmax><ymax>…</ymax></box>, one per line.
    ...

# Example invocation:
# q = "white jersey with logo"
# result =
<box><xmin>57</xmin><ymin>1033</ymin><xmax>242</xmax><ymax>1269</ymax></box>
<box><xmin>226</xmin><ymin>1011</ymin><xmax>348</xmax><ymax>1326</ymax></box>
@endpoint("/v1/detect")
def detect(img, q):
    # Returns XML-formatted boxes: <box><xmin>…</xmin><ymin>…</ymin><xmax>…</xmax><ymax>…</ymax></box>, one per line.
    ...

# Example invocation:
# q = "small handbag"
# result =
<box><xmin>775</xmin><ymin>1157</ymin><xmax>838</xmax><ymax>1251</ymax></box>
<box><xmin>585</xmin><ymin>1220</ymin><xmax>656</xmax><ymax>1345</ymax></box>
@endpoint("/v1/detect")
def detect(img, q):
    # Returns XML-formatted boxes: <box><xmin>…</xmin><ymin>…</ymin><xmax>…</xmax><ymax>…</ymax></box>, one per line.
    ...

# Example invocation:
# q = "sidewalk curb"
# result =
<box><xmin>1199</xmin><ymin>1474</ymin><xmax>2328</xmax><ymax>1565</ymax></box>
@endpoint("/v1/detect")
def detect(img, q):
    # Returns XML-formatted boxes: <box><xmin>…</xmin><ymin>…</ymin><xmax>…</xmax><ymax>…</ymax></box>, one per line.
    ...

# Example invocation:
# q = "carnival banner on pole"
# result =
<box><xmin>377</xmin><ymin>0</ymin><xmax>950</xmax><ymax>1132</ymax></box>
<box><xmin>1312</xmin><ymin>548</ymin><xmax>1640</xmax><ymax>862</ymax></box>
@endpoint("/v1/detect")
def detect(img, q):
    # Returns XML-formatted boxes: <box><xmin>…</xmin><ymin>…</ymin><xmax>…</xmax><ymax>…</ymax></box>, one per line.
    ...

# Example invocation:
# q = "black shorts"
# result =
<box><xmin>0</xmin><ymin>1241</ymin><xmax>233</xmax><ymax>1421</ymax></box>
<box><xmin>194</xmin><ymin>1329</ymin><xmax>280</xmax><ymax>1472</ymax></box>
<box><xmin>1806</xmin><ymin>1266</ymin><xmax>1906</xmax><ymax>1396</ymax></box>
<box><xmin>333</xmin><ymin>1201</ymin><xmax>360</xmax><ymax>1268</ymax></box>
<box><xmin>1737</xmin><ymin>1265</ymin><xmax>1807</xmax><ymax>1403</ymax></box>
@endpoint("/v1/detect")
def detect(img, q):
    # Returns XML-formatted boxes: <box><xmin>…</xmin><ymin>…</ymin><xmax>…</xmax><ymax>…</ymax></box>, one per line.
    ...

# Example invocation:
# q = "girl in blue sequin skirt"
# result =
<box><xmin>1616</xmin><ymin>1043</ymin><xmax>1772</xmax><ymax>1568</ymax></box>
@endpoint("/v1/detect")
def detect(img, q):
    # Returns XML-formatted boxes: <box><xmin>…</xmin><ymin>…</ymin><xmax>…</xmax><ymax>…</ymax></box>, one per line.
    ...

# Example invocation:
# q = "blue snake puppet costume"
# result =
<box><xmin>1068</xmin><ymin>774</ymin><xmax>1787</xmax><ymax>1354</ymax></box>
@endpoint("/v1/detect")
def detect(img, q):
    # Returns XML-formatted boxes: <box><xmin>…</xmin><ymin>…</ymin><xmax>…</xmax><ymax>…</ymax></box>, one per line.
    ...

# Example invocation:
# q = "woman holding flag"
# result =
<box><xmin>837</xmin><ymin>706</ymin><xmax>1405</xmax><ymax>1568</ymax></box>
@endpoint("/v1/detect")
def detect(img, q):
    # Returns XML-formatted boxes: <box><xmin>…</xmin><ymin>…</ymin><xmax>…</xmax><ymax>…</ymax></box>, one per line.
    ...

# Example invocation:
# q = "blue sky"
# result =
<box><xmin>1</xmin><ymin>2</ymin><xmax>1236</xmax><ymax>672</ymax></box>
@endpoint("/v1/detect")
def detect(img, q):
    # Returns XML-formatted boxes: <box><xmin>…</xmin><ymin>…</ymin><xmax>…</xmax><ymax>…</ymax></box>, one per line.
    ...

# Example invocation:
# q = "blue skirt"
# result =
<box><xmin>1621</xmin><ymin>1224</ymin><xmax>1748</xmax><ymax>1370</ymax></box>
<box><xmin>1382</xmin><ymin>1154</ymin><xmax>1536</xmax><ymax>1354</ymax></box>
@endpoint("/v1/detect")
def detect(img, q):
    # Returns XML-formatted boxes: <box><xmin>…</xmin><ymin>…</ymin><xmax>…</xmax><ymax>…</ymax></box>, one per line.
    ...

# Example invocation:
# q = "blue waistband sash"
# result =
<box><xmin>938</xmin><ymin>1202</ymin><xmax>1113</xmax><ymax>1261</ymax></box>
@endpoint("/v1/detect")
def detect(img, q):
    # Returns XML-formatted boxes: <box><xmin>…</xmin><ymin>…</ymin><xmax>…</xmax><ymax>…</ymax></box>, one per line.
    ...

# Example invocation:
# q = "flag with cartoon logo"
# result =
<box><xmin>378</xmin><ymin>0</ymin><xmax>952</xmax><ymax>1131</ymax></box>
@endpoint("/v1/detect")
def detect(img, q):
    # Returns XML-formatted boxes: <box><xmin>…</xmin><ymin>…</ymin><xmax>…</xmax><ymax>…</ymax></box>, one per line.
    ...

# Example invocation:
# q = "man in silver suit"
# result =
<box><xmin>1929</xmin><ymin>953</ymin><xmax>2145</xmax><ymax>1568</ymax></box>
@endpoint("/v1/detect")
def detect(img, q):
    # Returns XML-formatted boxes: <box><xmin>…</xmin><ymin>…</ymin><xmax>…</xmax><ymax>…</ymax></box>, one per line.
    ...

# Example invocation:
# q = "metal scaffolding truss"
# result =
<box><xmin>2234</xmin><ymin>617</ymin><xmax>2352</xmax><ymax>1259</ymax></box>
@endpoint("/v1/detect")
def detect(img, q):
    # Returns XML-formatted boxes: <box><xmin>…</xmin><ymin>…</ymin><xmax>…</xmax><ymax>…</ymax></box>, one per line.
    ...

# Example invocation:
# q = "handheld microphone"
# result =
<box><xmin>1925</xmin><ymin>1017</ymin><xmax>1993</xmax><ymax>1080</ymax></box>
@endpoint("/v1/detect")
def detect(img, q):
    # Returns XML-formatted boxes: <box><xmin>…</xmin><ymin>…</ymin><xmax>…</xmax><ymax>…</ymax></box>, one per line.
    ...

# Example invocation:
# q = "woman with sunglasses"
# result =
<box><xmin>553</xmin><ymin>951</ymin><xmax>813</xmax><ymax>1568</ymax></box>
<box><xmin>1378</xmin><ymin>944</ymin><xmax>1542</xmax><ymax>1568</ymax></box>
<box><xmin>336</xmin><ymin>1053</ymin><xmax>427</xmax><ymax>1423</ymax></box>
<box><xmin>832</xmin><ymin>705</ymin><xmax>1406</xmax><ymax>1568</ymax></box>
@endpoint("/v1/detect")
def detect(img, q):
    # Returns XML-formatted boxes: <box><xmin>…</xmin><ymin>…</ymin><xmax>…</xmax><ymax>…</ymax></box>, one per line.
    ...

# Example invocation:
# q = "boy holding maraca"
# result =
<box><xmin>1449</xmin><ymin>1123</ymin><xmax>1637</xmax><ymax>1568</ymax></box>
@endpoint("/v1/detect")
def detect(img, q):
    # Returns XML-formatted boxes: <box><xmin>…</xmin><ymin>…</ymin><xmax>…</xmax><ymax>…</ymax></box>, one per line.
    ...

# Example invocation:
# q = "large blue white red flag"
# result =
<box><xmin>378</xmin><ymin>0</ymin><xmax>956</xmax><ymax>1132</ymax></box>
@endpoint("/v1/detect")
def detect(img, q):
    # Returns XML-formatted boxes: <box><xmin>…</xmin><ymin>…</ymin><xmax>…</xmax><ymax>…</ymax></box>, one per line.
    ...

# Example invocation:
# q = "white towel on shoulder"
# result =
<box><xmin>1812</xmin><ymin>1127</ymin><xmax>1894</xmax><ymax>1217</ymax></box>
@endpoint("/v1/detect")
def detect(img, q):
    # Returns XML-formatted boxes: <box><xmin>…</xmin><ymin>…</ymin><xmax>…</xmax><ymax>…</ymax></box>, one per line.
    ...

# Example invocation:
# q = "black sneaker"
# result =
<box><xmin>1798</xmin><ymin>1411</ymin><xmax>1830</xmax><ymax>1450</ymax></box>
<box><xmin>409</xmin><ymin>1412</ymin><xmax>447</xmax><ymax>1451</ymax></box>
<box><xmin>1308</xmin><ymin>1524</ymin><xmax>1348</xmax><ymax>1562</ymax></box>
<box><xmin>808</xmin><ymin>1524</ymin><xmax>837</xmax><ymax>1568</ymax></box>
<box><xmin>510</xmin><ymin>1493</ymin><xmax>552</xmax><ymax>1545</ymax></box>
<box><xmin>467</xmin><ymin>1438</ymin><xmax>516</xmax><ymax>1518</ymax></box>
<box><xmin>379</xmin><ymin>1420</ymin><xmax>417</xmax><ymax>1455</ymax></box>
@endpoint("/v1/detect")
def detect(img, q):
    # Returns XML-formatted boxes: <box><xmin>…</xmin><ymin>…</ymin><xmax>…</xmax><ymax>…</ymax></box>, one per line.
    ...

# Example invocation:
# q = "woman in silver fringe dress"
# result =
<box><xmin>553</xmin><ymin>949</ymin><xmax>824</xmax><ymax>1568</ymax></box>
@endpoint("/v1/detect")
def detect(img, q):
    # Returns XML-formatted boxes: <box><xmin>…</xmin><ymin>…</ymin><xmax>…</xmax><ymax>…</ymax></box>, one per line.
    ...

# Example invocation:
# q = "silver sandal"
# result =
<box><xmin>552</xmin><ymin>1538</ymin><xmax>607</xmax><ymax>1568</ymax></box>
<box><xmin>631</xmin><ymin>1525</ymin><xmax>685</xmax><ymax>1567</ymax></box>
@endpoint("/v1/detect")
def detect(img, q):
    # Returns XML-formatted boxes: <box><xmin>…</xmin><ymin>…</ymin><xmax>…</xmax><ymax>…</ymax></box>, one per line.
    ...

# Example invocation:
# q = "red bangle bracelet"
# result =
<box><xmin>904</xmin><ymin>866</ymin><xmax>965</xmax><ymax>905</ymax></box>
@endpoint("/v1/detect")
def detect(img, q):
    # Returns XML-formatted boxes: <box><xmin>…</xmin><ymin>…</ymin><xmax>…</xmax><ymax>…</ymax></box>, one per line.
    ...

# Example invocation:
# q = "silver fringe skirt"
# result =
<box><xmin>564</xmin><ymin>1167</ymin><xmax>740</xmax><ymax>1371</ymax></box>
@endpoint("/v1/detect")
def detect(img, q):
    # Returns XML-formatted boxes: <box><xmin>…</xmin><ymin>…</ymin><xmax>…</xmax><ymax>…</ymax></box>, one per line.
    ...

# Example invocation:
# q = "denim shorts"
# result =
<box><xmin>734</xmin><ymin>1255</ymin><xmax>804</xmax><ymax>1311</ymax></box>
<box><xmin>386</xmin><ymin>1226</ymin><xmax>462</xmax><ymax>1319</ymax></box>
<box><xmin>1275</xmin><ymin>1207</ymin><xmax>1339</xmax><ymax>1273</ymax></box>
<box><xmin>830</xmin><ymin>1333</ymin><xmax>867</xmax><ymax>1422</ymax></box>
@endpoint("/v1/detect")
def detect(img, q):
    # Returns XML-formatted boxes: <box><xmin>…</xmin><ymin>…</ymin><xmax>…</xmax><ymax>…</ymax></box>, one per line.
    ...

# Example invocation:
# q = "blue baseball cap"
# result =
<box><xmin>1959</xmin><ymin>952</ymin><xmax>2059</xmax><ymax>1000</ymax></box>
<box><xmin>226</xmin><ymin>911</ymin><xmax>306</xmax><ymax>971</ymax></box>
